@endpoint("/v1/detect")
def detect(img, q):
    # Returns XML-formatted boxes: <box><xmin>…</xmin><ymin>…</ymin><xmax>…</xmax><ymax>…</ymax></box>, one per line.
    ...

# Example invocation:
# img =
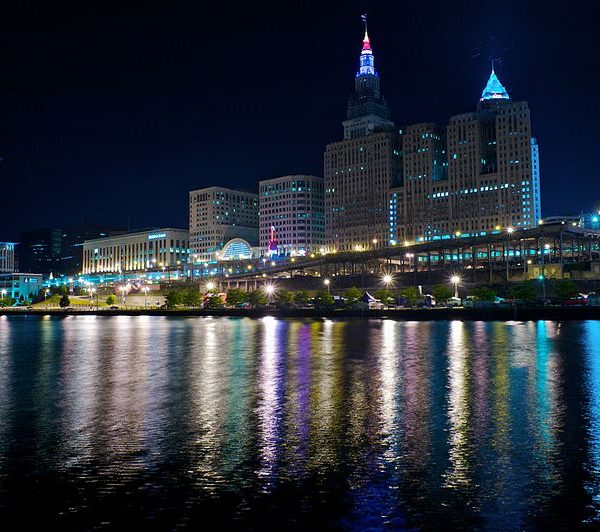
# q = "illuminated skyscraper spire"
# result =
<box><xmin>480</xmin><ymin>65</ymin><xmax>510</xmax><ymax>101</ymax></box>
<box><xmin>343</xmin><ymin>15</ymin><xmax>393</xmax><ymax>139</ymax></box>
<box><xmin>357</xmin><ymin>14</ymin><xmax>376</xmax><ymax>77</ymax></box>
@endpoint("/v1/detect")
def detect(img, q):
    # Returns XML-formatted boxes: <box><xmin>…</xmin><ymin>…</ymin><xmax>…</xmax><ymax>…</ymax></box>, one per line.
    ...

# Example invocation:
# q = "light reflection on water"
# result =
<box><xmin>0</xmin><ymin>316</ymin><xmax>599</xmax><ymax>530</ymax></box>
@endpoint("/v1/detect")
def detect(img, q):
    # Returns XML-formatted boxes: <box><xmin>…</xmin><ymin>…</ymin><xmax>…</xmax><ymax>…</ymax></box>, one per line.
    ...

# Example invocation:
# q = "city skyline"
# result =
<box><xmin>1</xmin><ymin>1</ymin><xmax>598</xmax><ymax>240</ymax></box>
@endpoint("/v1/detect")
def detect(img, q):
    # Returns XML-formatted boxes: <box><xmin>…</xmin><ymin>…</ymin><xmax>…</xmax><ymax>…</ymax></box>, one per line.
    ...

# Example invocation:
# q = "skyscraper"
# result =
<box><xmin>325</xmin><ymin>21</ymin><xmax>402</xmax><ymax>251</ymax></box>
<box><xmin>258</xmin><ymin>175</ymin><xmax>324</xmax><ymax>256</ymax></box>
<box><xmin>189</xmin><ymin>186</ymin><xmax>259</xmax><ymax>262</ymax></box>
<box><xmin>390</xmin><ymin>67</ymin><xmax>542</xmax><ymax>243</ymax></box>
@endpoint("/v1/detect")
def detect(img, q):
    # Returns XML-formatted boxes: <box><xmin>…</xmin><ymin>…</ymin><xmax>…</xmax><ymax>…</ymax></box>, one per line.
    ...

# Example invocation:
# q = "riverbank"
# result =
<box><xmin>2</xmin><ymin>306</ymin><xmax>600</xmax><ymax>321</ymax></box>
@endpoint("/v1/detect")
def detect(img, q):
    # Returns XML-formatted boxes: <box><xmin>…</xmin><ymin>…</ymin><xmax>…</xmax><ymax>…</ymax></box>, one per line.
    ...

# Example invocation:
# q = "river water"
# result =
<box><xmin>0</xmin><ymin>315</ymin><xmax>599</xmax><ymax>530</ymax></box>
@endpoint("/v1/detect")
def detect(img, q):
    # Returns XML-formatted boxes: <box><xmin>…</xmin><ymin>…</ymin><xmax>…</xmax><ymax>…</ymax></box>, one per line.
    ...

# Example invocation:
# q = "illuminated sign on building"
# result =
<box><xmin>148</xmin><ymin>233</ymin><xmax>167</xmax><ymax>240</ymax></box>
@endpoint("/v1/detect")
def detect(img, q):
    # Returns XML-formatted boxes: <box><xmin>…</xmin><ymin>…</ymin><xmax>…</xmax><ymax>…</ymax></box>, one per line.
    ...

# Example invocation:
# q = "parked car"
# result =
<box><xmin>562</xmin><ymin>297</ymin><xmax>587</xmax><ymax>307</ymax></box>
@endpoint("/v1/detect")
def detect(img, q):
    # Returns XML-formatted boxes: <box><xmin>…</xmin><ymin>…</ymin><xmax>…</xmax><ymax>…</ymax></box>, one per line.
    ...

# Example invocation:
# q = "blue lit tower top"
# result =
<box><xmin>344</xmin><ymin>15</ymin><xmax>393</xmax><ymax>138</ymax></box>
<box><xmin>478</xmin><ymin>66</ymin><xmax>511</xmax><ymax>110</ymax></box>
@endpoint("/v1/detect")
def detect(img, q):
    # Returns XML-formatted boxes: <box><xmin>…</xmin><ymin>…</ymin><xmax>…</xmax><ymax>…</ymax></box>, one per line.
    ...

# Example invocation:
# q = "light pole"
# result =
<box><xmin>142</xmin><ymin>286</ymin><xmax>149</xmax><ymax>308</ymax></box>
<box><xmin>1</xmin><ymin>288</ymin><xmax>6</xmax><ymax>307</ymax></box>
<box><xmin>450</xmin><ymin>275</ymin><xmax>461</xmax><ymax>299</ymax></box>
<box><xmin>506</xmin><ymin>227</ymin><xmax>514</xmax><ymax>281</ymax></box>
<box><xmin>90</xmin><ymin>287</ymin><xmax>97</xmax><ymax>309</ymax></box>
<box><xmin>264</xmin><ymin>283</ymin><xmax>275</xmax><ymax>304</ymax></box>
<box><xmin>44</xmin><ymin>288</ymin><xmax>50</xmax><ymax>309</ymax></box>
<box><xmin>324</xmin><ymin>278</ymin><xmax>331</xmax><ymax>295</ymax></box>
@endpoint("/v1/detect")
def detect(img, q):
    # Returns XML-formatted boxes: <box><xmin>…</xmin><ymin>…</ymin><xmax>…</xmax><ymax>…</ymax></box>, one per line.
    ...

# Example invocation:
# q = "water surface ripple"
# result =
<box><xmin>0</xmin><ymin>315</ymin><xmax>599</xmax><ymax>530</ymax></box>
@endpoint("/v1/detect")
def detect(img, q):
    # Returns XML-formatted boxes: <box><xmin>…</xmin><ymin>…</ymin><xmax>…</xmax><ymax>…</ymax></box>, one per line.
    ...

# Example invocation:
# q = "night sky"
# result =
<box><xmin>1</xmin><ymin>0</ymin><xmax>598</xmax><ymax>240</ymax></box>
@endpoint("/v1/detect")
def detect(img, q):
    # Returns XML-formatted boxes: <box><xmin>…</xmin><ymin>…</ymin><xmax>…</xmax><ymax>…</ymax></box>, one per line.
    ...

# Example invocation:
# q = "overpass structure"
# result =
<box><xmin>212</xmin><ymin>222</ymin><xmax>600</xmax><ymax>291</ymax></box>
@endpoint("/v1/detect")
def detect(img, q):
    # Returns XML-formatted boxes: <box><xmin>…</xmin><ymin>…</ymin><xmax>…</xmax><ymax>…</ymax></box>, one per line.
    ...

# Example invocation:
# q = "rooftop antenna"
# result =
<box><xmin>361</xmin><ymin>13</ymin><xmax>368</xmax><ymax>38</ymax></box>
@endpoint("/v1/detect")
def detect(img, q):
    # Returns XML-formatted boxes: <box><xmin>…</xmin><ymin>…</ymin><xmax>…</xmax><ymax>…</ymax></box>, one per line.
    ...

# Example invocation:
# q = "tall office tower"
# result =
<box><xmin>258</xmin><ymin>175</ymin><xmax>324</xmax><ymax>257</ymax></box>
<box><xmin>324</xmin><ymin>22</ymin><xmax>402</xmax><ymax>251</ymax></box>
<box><xmin>17</xmin><ymin>228</ymin><xmax>62</xmax><ymax>274</ymax></box>
<box><xmin>447</xmin><ymin>67</ymin><xmax>541</xmax><ymax>232</ymax></box>
<box><xmin>392</xmin><ymin>123</ymin><xmax>448</xmax><ymax>243</ymax></box>
<box><xmin>389</xmin><ymin>67</ymin><xmax>541</xmax><ymax>243</ymax></box>
<box><xmin>60</xmin><ymin>224</ymin><xmax>124</xmax><ymax>274</ymax></box>
<box><xmin>189</xmin><ymin>186</ymin><xmax>259</xmax><ymax>262</ymax></box>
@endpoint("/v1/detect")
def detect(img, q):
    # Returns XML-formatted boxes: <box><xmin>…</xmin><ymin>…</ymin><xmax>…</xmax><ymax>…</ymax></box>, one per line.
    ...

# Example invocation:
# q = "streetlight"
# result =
<box><xmin>264</xmin><ymin>283</ymin><xmax>276</xmax><ymax>303</ymax></box>
<box><xmin>506</xmin><ymin>227</ymin><xmax>514</xmax><ymax>280</ymax></box>
<box><xmin>44</xmin><ymin>288</ymin><xmax>50</xmax><ymax>309</ymax></box>
<box><xmin>324</xmin><ymin>278</ymin><xmax>331</xmax><ymax>295</ymax></box>
<box><xmin>1</xmin><ymin>288</ymin><xmax>6</xmax><ymax>307</ymax></box>
<box><xmin>120</xmin><ymin>285</ymin><xmax>127</xmax><ymax>306</ymax></box>
<box><xmin>450</xmin><ymin>275</ymin><xmax>461</xmax><ymax>299</ymax></box>
<box><xmin>142</xmin><ymin>286</ymin><xmax>149</xmax><ymax>308</ymax></box>
<box><xmin>382</xmin><ymin>273</ymin><xmax>393</xmax><ymax>288</ymax></box>
<box><xmin>206</xmin><ymin>281</ymin><xmax>215</xmax><ymax>292</ymax></box>
<box><xmin>90</xmin><ymin>287</ymin><xmax>97</xmax><ymax>309</ymax></box>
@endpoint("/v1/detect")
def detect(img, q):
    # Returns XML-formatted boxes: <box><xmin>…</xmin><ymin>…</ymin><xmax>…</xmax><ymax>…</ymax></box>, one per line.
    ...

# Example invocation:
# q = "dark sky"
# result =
<box><xmin>1</xmin><ymin>0</ymin><xmax>598</xmax><ymax>240</ymax></box>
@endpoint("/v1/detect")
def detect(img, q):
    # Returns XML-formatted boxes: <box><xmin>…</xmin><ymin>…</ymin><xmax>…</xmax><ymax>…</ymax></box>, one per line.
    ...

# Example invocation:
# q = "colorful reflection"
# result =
<box><xmin>0</xmin><ymin>316</ymin><xmax>598</xmax><ymax>529</ymax></box>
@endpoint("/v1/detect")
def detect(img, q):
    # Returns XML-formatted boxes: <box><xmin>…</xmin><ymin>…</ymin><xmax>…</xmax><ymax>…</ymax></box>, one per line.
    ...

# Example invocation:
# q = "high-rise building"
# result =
<box><xmin>189</xmin><ymin>186</ymin><xmax>259</xmax><ymax>262</ymax></box>
<box><xmin>17</xmin><ymin>225</ymin><xmax>123</xmax><ymax>275</ymax></box>
<box><xmin>390</xmin><ymin>67</ymin><xmax>542</xmax><ymax>243</ymax></box>
<box><xmin>17</xmin><ymin>228</ymin><xmax>62</xmax><ymax>274</ymax></box>
<box><xmin>0</xmin><ymin>242</ymin><xmax>17</xmax><ymax>273</ymax></box>
<box><xmin>60</xmin><ymin>224</ymin><xmax>124</xmax><ymax>274</ymax></box>
<box><xmin>258</xmin><ymin>175</ymin><xmax>325</xmax><ymax>256</ymax></box>
<box><xmin>324</xmin><ymin>24</ymin><xmax>402</xmax><ymax>251</ymax></box>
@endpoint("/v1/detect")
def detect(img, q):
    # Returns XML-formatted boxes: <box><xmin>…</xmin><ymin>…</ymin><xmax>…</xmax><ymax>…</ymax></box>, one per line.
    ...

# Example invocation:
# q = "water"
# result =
<box><xmin>0</xmin><ymin>315</ymin><xmax>600</xmax><ymax>530</ymax></box>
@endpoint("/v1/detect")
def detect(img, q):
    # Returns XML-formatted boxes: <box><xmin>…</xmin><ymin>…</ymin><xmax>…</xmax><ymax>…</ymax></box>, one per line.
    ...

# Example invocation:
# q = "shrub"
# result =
<box><xmin>470</xmin><ymin>286</ymin><xmax>496</xmax><ymax>301</ymax></box>
<box><xmin>432</xmin><ymin>284</ymin><xmax>454</xmax><ymax>303</ymax></box>
<box><xmin>106</xmin><ymin>294</ymin><xmax>117</xmax><ymax>306</ymax></box>
<box><xmin>510</xmin><ymin>281</ymin><xmax>537</xmax><ymax>301</ymax></box>
<box><xmin>226</xmin><ymin>289</ymin><xmax>248</xmax><ymax>306</ymax></box>
<box><xmin>344</xmin><ymin>286</ymin><xmax>362</xmax><ymax>305</ymax></box>
<box><xmin>398</xmin><ymin>287</ymin><xmax>419</xmax><ymax>306</ymax></box>
<box><xmin>248</xmin><ymin>290</ymin><xmax>267</xmax><ymax>307</ymax></box>
<box><xmin>294</xmin><ymin>291</ymin><xmax>310</xmax><ymax>305</ymax></box>
<box><xmin>554</xmin><ymin>280</ymin><xmax>579</xmax><ymax>300</ymax></box>
<box><xmin>314</xmin><ymin>289</ymin><xmax>334</xmax><ymax>307</ymax></box>
<box><xmin>59</xmin><ymin>294</ymin><xmax>70</xmax><ymax>308</ymax></box>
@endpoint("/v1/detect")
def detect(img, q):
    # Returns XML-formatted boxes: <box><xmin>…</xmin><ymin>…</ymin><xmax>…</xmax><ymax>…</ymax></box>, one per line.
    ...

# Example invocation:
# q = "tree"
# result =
<box><xmin>294</xmin><ymin>291</ymin><xmax>310</xmax><ymax>306</ymax></box>
<box><xmin>0</xmin><ymin>296</ymin><xmax>14</xmax><ymax>308</ymax></box>
<box><xmin>206</xmin><ymin>295</ymin><xmax>224</xmax><ymax>309</ymax></box>
<box><xmin>470</xmin><ymin>286</ymin><xmax>496</xmax><ymax>301</ymax></box>
<box><xmin>374</xmin><ymin>289</ymin><xmax>394</xmax><ymax>305</ymax></box>
<box><xmin>165</xmin><ymin>290</ymin><xmax>183</xmax><ymax>308</ymax></box>
<box><xmin>226</xmin><ymin>289</ymin><xmax>248</xmax><ymax>307</ymax></box>
<box><xmin>398</xmin><ymin>287</ymin><xmax>420</xmax><ymax>306</ymax></box>
<box><xmin>51</xmin><ymin>285</ymin><xmax>68</xmax><ymax>296</ymax></box>
<box><xmin>276</xmin><ymin>290</ymin><xmax>295</xmax><ymax>308</ymax></box>
<box><xmin>183</xmin><ymin>289</ymin><xmax>201</xmax><ymax>307</ymax></box>
<box><xmin>432</xmin><ymin>284</ymin><xmax>454</xmax><ymax>303</ymax></box>
<box><xmin>106</xmin><ymin>294</ymin><xmax>117</xmax><ymax>306</ymax></box>
<box><xmin>314</xmin><ymin>289</ymin><xmax>334</xmax><ymax>307</ymax></box>
<box><xmin>59</xmin><ymin>294</ymin><xmax>70</xmax><ymax>308</ymax></box>
<box><xmin>344</xmin><ymin>286</ymin><xmax>362</xmax><ymax>305</ymax></box>
<box><xmin>510</xmin><ymin>281</ymin><xmax>537</xmax><ymax>301</ymax></box>
<box><xmin>554</xmin><ymin>280</ymin><xmax>579</xmax><ymax>300</ymax></box>
<box><xmin>248</xmin><ymin>290</ymin><xmax>267</xmax><ymax>307</ymax></box>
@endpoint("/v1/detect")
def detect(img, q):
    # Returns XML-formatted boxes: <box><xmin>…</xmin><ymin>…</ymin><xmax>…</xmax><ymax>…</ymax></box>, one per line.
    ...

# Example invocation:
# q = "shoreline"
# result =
<box><xmin>2</xmin><ymin>306</ymin><xmax>600</xmax><ymax>321</ymax></box>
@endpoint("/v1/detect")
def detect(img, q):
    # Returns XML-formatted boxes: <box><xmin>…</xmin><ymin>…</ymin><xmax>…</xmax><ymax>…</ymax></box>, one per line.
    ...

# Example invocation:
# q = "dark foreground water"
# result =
<box><xmin>0</xmin><ymin>316</ymin><xmax>600</xmax><ymax>530</ymax></box>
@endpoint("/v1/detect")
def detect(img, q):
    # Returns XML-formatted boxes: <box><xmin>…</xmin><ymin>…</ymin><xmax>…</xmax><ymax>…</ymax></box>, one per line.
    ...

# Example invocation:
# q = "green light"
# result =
<box><xmin>538</xmin><ymin>274</ymin><xmax>545</xmax><ymax>280</ymax></box>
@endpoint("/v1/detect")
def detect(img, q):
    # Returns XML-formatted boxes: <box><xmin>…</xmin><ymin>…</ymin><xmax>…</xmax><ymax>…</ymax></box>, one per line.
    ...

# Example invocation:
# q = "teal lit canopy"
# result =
<box><xmin>480</xmin><ymin>68</ymin><xmax>510</xmax><ymax>101</ymax></box>
<box><xmin>220</xmin><ymin>238</ymin><xmax>253</xmax><ymax>260</ymax></box>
